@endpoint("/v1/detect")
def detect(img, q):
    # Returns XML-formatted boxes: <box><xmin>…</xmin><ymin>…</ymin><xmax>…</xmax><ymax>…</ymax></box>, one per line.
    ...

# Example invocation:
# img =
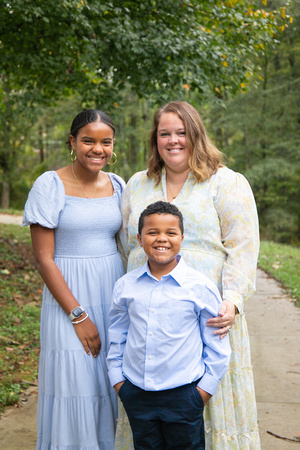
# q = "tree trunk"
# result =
<box><xmin>1</xmin><ymin>180</ymin><xmax>10</xmax><ymax>209</ymax></box>
<box><xmin>39</xmin><ymin>125</ymin><xmax>45</xmax><ymax>163</ymax></box>
<box><xmin>130</xmin><ymin>112</ymin><xmax>137</xmax><ymax>167</ymax></box>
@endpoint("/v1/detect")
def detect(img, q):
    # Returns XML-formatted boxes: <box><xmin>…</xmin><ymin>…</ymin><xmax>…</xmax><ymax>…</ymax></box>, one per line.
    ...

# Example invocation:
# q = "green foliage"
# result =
<box><xmin>106</xmin><ymin>92</ymin><xmax>156</xmax><ymax>181</ymax></box>
<box><xmin>2</xmin><ymin>91</ymin><xmax>154</xmax><ymax>200</ymax></box>
<box><xmin>0</xmin><ymin>0</ymin><xmax>291</xmax><ymax>209</ymax></box>
<box><xmin>0</xmin><ymin>96</ymin><xmax>82</xmax><ymax>209</ymax></box>
<box><xmin>205</xmin><ymin>0</ymin><xmax>300</xmax><ymax>244</ymax></box>
<box><xmin>0</xmin><ymin>383</ymin><xmax>23</xmax><ymax>411</ymax></box>
<box><xmin>258</xmin><ymin>241</ymin><xmax>300</xmax><ymax>306</ymax></box>
<box><xmin>0</xmin><ymin>0</ymin><xmax>290</xmax><ymax>102</ymax></box>
<box><xmin>0</xmin><ymin>224</ymin><xmax>43</xmax><ymax>412</ymax></box>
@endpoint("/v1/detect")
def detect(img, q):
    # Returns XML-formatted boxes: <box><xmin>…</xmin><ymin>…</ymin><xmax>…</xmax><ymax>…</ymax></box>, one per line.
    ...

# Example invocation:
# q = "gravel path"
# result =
<box><xmin>0</xmin><ymin>213</ymin><xmax>23</xmax><ymax>226</ymax></box>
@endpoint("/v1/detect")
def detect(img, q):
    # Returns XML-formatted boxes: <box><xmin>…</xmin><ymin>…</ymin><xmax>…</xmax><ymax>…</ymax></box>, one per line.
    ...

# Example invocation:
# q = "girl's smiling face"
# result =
<box><xmin>157</xmin><ymin>112</ymin><xmax>191</xmax><ymax>174</ymax></box>
<box><xmin>70</xmin><ymin>121</ymin><xmax>115</xmax><ymax>173</ymax></box>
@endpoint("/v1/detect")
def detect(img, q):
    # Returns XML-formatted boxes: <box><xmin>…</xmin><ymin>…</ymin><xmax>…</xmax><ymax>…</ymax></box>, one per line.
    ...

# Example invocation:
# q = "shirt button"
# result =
<box><xmin>147</xmin><ymin>378</ymin><xmax>151</xmax><ymax>382</ymax></box>
<box><xmin>151</xmin><ymin>308</ymin><xmax>156</xmax><ymax>313</ymax></box>
<box><xmin>148</xmin><ymin>355</ymin><xmax>152</xmax><ymax>360</ymax></box>
<box><xmin>149</xmin><ymin>332</ymin><xmax>153</xmax><ymax>336</ymax></box>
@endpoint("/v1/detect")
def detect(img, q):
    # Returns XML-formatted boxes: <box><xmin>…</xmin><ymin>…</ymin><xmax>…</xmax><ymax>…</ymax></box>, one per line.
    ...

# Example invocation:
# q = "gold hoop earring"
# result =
<box><xmin>70</xmin><ymin>149</ymin><xmax>77</xmax><ymax>162</ymax></box>
<box><xmin>108</xmin><ymin>152</ymin><xmax>117</xmax><ymax>165</ymax></box>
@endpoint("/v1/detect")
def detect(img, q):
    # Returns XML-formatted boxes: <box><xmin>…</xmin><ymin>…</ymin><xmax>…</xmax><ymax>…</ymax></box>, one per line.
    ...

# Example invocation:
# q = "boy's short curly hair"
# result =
<box><xmin>138</xmin><ymin>201</ymin><xmax>184</xmax><ymax>235</ymax></box>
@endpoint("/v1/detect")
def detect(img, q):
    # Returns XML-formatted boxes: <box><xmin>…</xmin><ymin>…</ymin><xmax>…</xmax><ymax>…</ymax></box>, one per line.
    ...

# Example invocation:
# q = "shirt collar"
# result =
<box><xmin>136</xmin><ymin>255</ymin><xmax>187</xmax><ymax>286</ymax></box>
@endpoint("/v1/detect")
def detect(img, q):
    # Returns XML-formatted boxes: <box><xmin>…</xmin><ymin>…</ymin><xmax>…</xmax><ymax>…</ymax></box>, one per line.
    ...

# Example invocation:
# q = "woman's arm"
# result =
<box><xmin>30</xmin><ymin>224</ymin><xmax>101</xmax><ymax>357</ymax></box>
<box><xmin>207</xmin><ymin>170</ymin><xmax>260</xmax><ymax>337</ymax></box>
<box><xmin>119</xmin><ymin>183</ymin><xmax>131</xmax><ymax>262</ymax></box>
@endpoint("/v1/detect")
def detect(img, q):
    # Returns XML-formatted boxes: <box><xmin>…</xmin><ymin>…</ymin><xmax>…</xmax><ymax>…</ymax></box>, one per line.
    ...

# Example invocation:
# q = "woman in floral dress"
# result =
<box><xmin>115</xmin><ymin>101</ymin><xmax>260</xmax><ymax>449</ymax></box>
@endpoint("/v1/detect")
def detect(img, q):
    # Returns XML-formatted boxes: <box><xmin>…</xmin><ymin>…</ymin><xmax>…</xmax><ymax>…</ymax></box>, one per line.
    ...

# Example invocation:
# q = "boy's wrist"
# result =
<box><xmin>197</xmin><ymin>372</ymin><xmax>219</xmax><ymax>396</ymax></box>
<box><xmin>108</xmin><ymin>368</ymin><xmax>126</xmax><ymax>388</ymax></box>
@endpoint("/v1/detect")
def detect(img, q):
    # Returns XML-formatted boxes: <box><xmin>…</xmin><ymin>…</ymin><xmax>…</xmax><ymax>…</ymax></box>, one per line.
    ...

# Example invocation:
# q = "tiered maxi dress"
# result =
<box><xmin>23</xmin><ymin>171</ymin><xmax>125</xmax><ymax>450</ymax></box>
<box><xmin>116</xmin><ymin>167</ymin><xmax>261</xmax><ymax>449</ymax></box>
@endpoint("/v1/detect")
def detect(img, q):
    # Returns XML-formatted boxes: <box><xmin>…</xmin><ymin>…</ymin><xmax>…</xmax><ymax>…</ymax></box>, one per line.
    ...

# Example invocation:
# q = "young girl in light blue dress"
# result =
<box><xmin>23</xmin><ymin>109</ymin><xmax>125</xmax><ymax>449</ymax></box>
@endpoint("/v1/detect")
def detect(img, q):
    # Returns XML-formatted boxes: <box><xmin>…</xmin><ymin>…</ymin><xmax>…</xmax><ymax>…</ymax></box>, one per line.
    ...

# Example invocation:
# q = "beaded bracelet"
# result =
<box><xmin>72</xmin><ymin>313</ymin><xmax>89</xmax><ymax>325</ymax></box>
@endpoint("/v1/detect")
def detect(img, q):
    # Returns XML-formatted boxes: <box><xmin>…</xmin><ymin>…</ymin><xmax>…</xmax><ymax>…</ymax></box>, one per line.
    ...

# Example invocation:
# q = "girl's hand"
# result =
<box><xmin>206</xmin><ymin>300</ymin><xmax>236</xmax><ymax>339</ymax></box>
<box><xmin>73</xmin><ymin>315</ymin><xmax>101</xmax><ymax>357</ymax></box>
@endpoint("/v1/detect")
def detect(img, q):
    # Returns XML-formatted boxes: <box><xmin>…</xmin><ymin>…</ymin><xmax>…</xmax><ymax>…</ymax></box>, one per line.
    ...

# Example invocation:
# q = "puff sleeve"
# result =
<box><xmin>119</xmin><ymin>177</ymin><xmax>132</xmax><ymax>260</ymax></box>
<box><xmin>22</xmin><ymin>171</ymin><xmax>65</xmax><ymax>229</ymax></box>
<box><xmin>108</xmin><ymin>173</ymin><xmax>127</xmax><ymax>264</ymax></box>
<box><xmin>109</xmin><ymin>173</ymin><xmax>126</xmax><ymax>208</ymax></box>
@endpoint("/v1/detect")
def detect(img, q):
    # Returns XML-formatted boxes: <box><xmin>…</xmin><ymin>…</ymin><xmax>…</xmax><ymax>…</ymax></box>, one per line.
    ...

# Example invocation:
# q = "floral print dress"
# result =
<box><xmin>115</xmin><ymin>166</ymin><xmax>261</xmax><ymax>449</ymax></box>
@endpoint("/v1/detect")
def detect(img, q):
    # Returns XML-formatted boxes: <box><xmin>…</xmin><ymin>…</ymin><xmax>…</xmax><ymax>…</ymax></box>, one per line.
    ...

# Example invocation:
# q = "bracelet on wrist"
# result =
<box><xmin>72</xmin><ymin>313</ymin><xmax>89</xmax><ymax>325</ymax></box>
<box><xmin>68</xmin><ymin>306</ymin><xmax>85</xmax><ymax>321</ymax></box>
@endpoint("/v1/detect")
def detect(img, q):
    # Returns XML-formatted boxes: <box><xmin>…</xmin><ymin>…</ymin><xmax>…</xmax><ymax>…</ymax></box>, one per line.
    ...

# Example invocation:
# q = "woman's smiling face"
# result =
<box><xmin>157</xmin><ymin>112</ymin><xmax>191</xmax><ymax>173</ymax></box>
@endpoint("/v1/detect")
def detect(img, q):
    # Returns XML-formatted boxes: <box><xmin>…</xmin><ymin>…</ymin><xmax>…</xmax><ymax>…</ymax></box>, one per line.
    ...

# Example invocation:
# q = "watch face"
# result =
<box><xmin>73</xmin><ymin>307</ymin><xmax>83</xmax><ymax>318</ymax></box>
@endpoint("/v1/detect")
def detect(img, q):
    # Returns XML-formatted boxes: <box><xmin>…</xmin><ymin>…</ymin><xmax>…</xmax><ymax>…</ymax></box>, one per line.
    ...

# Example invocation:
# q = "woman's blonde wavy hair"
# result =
<box><xmin>147</xmin><ymin>101</ymin><xmax>223</xmax><ymax>184</ymax></box>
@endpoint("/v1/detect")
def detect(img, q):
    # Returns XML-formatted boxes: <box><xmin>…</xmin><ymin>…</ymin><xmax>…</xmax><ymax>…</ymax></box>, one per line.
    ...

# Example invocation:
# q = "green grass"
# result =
<box><xmin>0</xmin><ymin>208</ymin><xmax>23</xmax><ymax>216</ymax></box>
<box><xmin>0</xmin><ymin>223</ymin><xmax>43</xmax><ymax>413</ymax></box>
<box><xmin>258</xmin><ymin>241</ymin><xmax>300</xmax><ymax>307</ymax></box>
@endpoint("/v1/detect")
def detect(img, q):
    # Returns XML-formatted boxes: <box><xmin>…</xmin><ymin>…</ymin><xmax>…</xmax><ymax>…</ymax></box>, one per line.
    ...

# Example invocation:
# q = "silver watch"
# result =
<box><xmin>68</xmin><ymin>306</ymin><xmax>85</xmax><ymax>321</ymax></box>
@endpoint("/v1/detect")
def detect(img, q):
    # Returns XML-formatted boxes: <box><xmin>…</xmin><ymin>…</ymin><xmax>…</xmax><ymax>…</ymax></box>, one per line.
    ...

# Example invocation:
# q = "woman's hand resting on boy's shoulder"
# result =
<box><xmin>206</xmin><ymin>300</ymin><xmax>236</xmax><ymax>339</ymax></box>
<box><xmin>196</xmin><ymin>387</ymin><xmax>212</xmax><ymax>406</ymax></box>
<box><xmin>114</xmin><ymin>381</ymin><xmax>125</xmax><ymax>395</ymax></box>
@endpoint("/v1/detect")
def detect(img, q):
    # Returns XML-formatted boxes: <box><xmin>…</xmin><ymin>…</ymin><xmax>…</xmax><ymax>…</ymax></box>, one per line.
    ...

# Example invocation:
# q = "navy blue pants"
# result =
<box><xmin>119</xmin><ymin>379</ymin><xmax>204</xmax><ymax>450</ymax></box>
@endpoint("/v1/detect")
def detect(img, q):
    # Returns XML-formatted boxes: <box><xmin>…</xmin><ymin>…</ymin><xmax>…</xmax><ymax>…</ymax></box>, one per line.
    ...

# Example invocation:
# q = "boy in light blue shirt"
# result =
<box><xmin>107</xmin><ymin>201</ymin><xmax>231</xmax><ymax>449</ymax></box>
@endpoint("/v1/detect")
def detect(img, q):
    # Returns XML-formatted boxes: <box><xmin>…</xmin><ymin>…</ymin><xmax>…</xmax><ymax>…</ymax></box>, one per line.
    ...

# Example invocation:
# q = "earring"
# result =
<box><xmin>108</xmin><ymin>152</ymin><xmax>117</xmax><ymax>165</ymax></box>
<box><xmin>70</xmin><ymin>149</ymin><xmax>77</xmax><ymax>162</ymax></box>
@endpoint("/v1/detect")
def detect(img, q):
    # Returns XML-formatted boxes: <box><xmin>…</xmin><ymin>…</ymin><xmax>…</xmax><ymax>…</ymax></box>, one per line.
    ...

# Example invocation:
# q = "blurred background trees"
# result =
<box><xmin>207</xmin><ymin>0</ymin><xmax>299</xmax><ymax>243</ymax></box>
<box><xmin>0</xmin><ymin>0</ymin><xmax>298</xmax><ymax>243</ymax></box>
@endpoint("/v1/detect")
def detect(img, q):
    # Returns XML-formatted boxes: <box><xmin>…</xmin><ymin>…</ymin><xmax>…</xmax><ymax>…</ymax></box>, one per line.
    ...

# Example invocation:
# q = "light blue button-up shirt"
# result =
<box><xmin>107</xmin><ymin>256</ymin><xmax>231</xmax><ymax>396</ymax></box>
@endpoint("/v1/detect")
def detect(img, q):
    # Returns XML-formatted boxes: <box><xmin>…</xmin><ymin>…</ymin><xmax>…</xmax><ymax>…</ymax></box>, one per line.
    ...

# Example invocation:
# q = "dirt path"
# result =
<box><xmin>0</xmin><ymin>213</ymin><xmax>23</xmax><ymax>226</ymax></box>
<box><xmin>0</xmin><ymin>386</ymin><xmax>38</xmax><ymax>449</ymax></box>
<box><xmin>247</xmin><ymin>270</ymin><xmax>300</xmax><ymax>449</ymax></box>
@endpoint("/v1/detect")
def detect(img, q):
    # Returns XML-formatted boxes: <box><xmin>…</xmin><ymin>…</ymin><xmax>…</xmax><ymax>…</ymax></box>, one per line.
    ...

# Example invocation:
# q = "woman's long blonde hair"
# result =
<box><xmin>147</xmin><ymin>101</ymin><xmax>223</xmax><ymax>184</ymax></box>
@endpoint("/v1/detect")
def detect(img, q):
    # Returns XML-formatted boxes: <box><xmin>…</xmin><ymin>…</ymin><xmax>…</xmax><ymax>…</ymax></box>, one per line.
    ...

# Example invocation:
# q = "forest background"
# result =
<box><xmin>0</xmin><ymin>0</ymin><xmax>299</xmax><ymax>245</ymax></box>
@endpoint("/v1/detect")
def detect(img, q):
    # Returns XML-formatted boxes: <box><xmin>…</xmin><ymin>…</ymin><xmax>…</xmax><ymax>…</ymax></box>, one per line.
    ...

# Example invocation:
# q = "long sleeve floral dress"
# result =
<box><xmin>115</xmin><ymin>166</ymin><xmax>261</xmax><ymax>449</ymax></box>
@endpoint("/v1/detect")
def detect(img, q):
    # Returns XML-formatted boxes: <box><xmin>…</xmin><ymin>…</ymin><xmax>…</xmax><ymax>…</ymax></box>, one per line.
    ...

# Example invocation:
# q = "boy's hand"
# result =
<box><xmin>114</xmin><ymin>381</ymin><xmax>125</xmax><ymax>395</ymax></box>
<box><xmin>196</xmin><ymin>386</ymin><xmax>212</xmax><ymax>406</ymax></box>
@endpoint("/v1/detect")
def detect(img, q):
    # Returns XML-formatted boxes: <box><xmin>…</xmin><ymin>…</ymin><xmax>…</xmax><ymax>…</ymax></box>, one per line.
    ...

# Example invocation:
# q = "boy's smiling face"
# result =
<box><xmin>137</xmin><ymin>213</ymin><xmax>184</xmax><ymax>277</ymax></box>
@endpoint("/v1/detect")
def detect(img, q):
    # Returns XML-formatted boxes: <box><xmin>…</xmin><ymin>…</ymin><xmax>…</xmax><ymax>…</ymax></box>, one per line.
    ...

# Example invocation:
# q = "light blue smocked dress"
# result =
<box><xmin>23</xmin><ymin>171</ymin><xmax>125</xmax><ymax>450</ymax></box>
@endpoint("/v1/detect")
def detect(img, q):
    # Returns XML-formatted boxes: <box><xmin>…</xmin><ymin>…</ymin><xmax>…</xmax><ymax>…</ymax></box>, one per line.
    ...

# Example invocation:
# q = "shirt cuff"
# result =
<box><xmin>197</xmin><ymin>372</ymin><xmax>220</xmax><ymax>396</ymax></box>
<box><xmin>108</xmin><ymin>367</ymin><xmax>126</xmax><ymax>388</ymax></box>
<box><xmin>222</xmin><ymin>289</ymin><xmax>244</xmax><ymax>315</ymax></box>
